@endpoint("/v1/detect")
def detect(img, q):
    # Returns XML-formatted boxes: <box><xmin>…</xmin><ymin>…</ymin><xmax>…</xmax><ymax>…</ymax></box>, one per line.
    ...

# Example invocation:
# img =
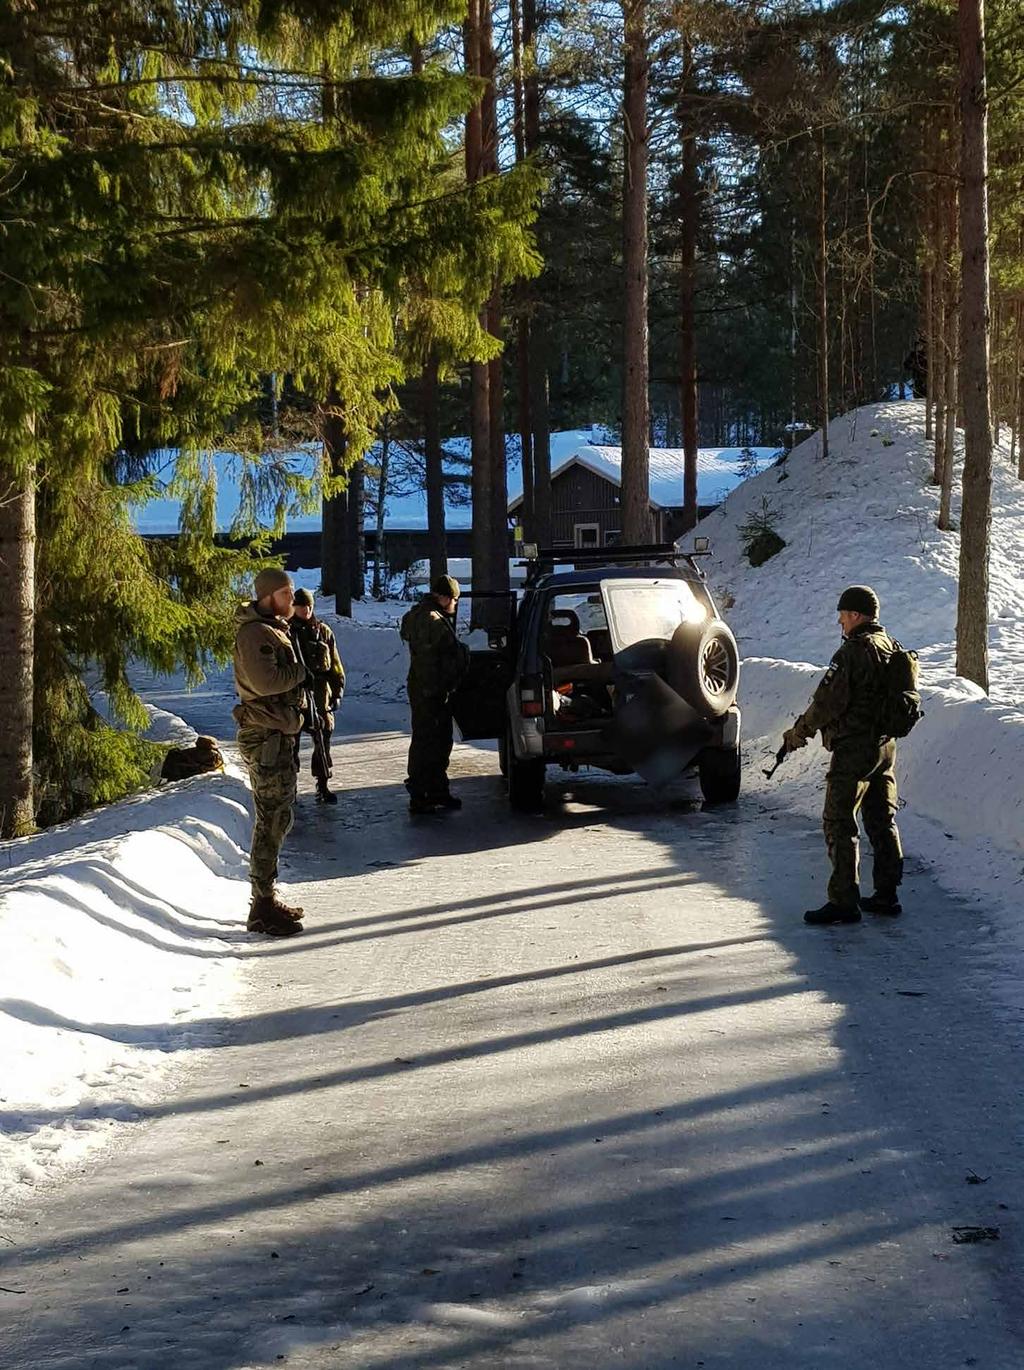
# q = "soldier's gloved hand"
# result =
<box><xmin>782</xmin><ymin>726</ymin><xmax>806</xmax><ymax>753</ymax></box>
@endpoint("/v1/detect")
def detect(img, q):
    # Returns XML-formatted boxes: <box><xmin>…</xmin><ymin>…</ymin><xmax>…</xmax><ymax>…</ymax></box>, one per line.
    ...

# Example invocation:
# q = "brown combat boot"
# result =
<box><xmin>247</xmin><ymin>894</ymin><xmax>303</xmax><ymax>936</ymax></box>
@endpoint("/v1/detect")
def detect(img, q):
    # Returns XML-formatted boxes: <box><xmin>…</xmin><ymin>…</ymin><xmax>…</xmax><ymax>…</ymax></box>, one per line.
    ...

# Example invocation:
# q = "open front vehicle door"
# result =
<box><xmin>449</xmin><ymin>592</ymin><xmax>516</xmax><ymax>742</ymax></box>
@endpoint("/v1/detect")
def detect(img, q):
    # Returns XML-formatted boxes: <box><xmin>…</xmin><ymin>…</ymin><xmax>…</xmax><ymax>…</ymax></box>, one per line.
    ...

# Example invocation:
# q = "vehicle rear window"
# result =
<box><xmin>601</xmin><ymin>578</ymin><xmax>708</xmax><ymax>651</ymax></box>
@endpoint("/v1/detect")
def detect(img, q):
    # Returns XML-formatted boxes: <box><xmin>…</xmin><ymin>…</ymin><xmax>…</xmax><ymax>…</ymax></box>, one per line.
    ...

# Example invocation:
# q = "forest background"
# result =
<box><xmin>0</xmin><ymin>0</ymin><xmax>1019</xmax><ymax>833</ymax></box>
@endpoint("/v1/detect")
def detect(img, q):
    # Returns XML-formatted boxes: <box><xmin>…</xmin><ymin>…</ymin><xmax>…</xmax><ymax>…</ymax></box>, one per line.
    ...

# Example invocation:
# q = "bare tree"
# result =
<box><xmin>678</xmin><ymin>38</ymin><xmax>699</xmax><ymax>533</ymax></box>
<box><xmin>955</xmin><ymin>0</ymin><xmax>993</xmax><ymax>690</ymax></box>
<box><xmin>465</xmin><ymin>0</ymin><xmax>492</xmax><ymax>607</ymax></box>
<box><xmin>621</xmin><ymin>0</ymin><xmax>653</xmax><ymax>542</ymax></box>
<box><xmin>0</xmin><ymin>467</ymin><xmax>35</xmax><ymax>837</ymax></box>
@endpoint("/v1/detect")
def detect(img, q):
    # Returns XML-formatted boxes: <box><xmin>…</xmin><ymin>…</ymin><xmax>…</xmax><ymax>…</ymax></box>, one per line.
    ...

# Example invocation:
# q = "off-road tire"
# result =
<box><xmin>507</xmin><ymin>729</ymin><xmax>545</xmax><ymax>810</ymax></box>
<box><xmin>666</xmin><ymin>620</ymin><xmax>740</xmax><ymax>719</ymax></box>
<box><xmin>698</xmin><ymin>745</ymin><xmax>741</xmax><ymax>805</ymax></box>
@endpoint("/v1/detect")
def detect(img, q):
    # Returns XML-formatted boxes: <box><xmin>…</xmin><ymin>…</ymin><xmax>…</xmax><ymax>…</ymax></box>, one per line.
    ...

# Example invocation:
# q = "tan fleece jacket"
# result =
<box><xmin>232</xmin><ymin>601</ymin><xmax>306</xmax><ymax>734</ymax></box>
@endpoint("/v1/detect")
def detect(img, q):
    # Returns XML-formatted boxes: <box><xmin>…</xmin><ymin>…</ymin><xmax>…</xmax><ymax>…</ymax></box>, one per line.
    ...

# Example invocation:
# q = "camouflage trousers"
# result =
<box><xmin>823</xmin><ymin>737</ymin><xmax>903</xmax><ymax>909</ymax></box>
<box><xmin>237</xmin><ymin>726</ymin><xmax>297</xmax><ymax>899</ymax></box>
<box><xmin>405</xmin><ymin>692</ymin><xmax>454</xmax><ymax>801</ymax></box>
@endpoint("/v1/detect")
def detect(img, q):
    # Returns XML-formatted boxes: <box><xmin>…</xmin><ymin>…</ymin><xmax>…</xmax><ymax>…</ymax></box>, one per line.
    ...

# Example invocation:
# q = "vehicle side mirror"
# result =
<box><xmin>693</xmin><ymin>536</ymin><xmax>711</xmax><ymax>554</ymax></box>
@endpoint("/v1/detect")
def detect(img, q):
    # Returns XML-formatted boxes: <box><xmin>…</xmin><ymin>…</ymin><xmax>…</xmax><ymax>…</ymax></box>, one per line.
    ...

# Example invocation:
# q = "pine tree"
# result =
<box><xmin>0</xmin><ymin>0</ymin><xmax>539</xmax><ymax>831</ymax></box>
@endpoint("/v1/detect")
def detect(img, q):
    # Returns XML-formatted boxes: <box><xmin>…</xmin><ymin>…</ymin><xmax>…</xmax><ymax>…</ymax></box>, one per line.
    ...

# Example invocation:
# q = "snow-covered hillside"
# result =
<box><xmin>700</xmin><ymin>401</ymin><xmax>1024</xmax><ymax>704</ymax></box>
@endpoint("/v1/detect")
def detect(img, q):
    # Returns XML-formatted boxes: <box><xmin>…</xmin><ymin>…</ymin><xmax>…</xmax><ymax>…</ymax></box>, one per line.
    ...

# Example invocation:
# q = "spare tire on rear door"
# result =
<box><xmin>665</xmin><ymin>619</ymin><xmax>739</xmax><ymax>719</ymax></box>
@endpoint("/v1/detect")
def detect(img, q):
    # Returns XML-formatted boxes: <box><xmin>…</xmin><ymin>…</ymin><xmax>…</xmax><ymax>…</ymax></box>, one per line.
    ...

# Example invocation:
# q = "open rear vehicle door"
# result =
<box><xmin>449</xmin><ymin>592</ymin><xmax>515</xmax><ymax>741</ymax></box>
<box><xmin>599</xmin><ymin>578</ymin><xmax>737</xmax><ymax>784</ymax></box>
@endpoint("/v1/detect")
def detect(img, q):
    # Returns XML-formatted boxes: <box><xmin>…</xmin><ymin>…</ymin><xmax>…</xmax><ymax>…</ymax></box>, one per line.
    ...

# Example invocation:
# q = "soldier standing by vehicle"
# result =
<box><xmin>289</xmin><ymin>588</ymin><xmax>345</xmax><ymax>804</ymax></box>
<box><xmin>779</xmin><ymin>586</ymin><xmax>905</xmax><ymax>925</ymax></box>
<box><xmin>400</xmin><ymin>574</ymin><xmax>469</xmax><ymax>814</ymax></box>
<box><xmin>233</xmin><ymin>568</ymin><xmax>306</xmax><ymax>936</ymax></box>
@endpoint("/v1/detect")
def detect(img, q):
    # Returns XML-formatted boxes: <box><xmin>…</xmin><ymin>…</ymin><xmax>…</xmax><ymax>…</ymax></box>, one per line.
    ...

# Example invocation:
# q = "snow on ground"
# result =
<box><xmin>0</xmin><ymin>767</ymin><xmax>256</xmax><ymax>1195</ymax></box>
<box><xmin>698</xmin><ymin>400</ymin><xmax>1024</xmax><ymax>919</ymax></box>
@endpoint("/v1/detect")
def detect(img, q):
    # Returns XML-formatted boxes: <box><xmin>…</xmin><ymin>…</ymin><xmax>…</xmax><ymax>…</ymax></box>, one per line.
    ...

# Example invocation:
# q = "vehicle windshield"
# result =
<box><xmin>600</xmin><ymin>578</ymin><xmax>708</xmax><ymax>652</ymax></box>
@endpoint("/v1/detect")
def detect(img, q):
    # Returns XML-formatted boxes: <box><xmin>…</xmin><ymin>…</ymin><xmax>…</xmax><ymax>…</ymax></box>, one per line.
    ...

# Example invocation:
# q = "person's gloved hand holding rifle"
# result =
<box><xmin>764</xmin><ymin>726</ymin><xmax>808</xmax><ymax>778</ymax></box>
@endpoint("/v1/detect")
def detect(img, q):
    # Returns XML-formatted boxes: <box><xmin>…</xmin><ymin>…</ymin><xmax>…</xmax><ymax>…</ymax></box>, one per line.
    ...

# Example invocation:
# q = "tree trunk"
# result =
<box><xmin>678</xmin><ymin>42</ymin><xmax>699</xmax><ymax>535</ymax></box>
<box><xmin>322</xmin><ymin>394</ymin><xmax>349</xmax><ymax>612</ymax></box>
<box><xmin>480</xmin><ymin>0</ymin><xmax>507</xmax><ymax>607</ymax></box>
<box><xmin>955</xmin><ymin>0</ymin><xmax>993</xmax><ymax>691</ymax></box>
<box><xmin>523</xmin><ymin>0</ymin><xmax>551</xmax><ymax>547</ymax></box>
<box><xmin>816</xmin><ymin>119</ymin><xmax>830</xmax><ymax>460</ymax></box>
<box><xmin>423</xmin><ymin>353</ymin><xmax>448</xmax><ymax>582</ymax></box>
<box><xmin>621</xmin><ymin>0</ymin><xmax>652</xmax><ymax>542</ymax></box>
<box><xmin>373</xmin><ymin>430</ymin><xmax>389</xmax><ymax>598</ymax></box>
<box><xmin>932</xmin><ymin>186</ymin><xmax>951</xmax><ymax>485</ymax></box>
<box><xmin>1013</xmin><ymin>298</ymin><xmax>1023</xmax><ymax>475</ymax></box>
<box><xmin>511</xmin><ymin>0</ymin><xmax>533</xmax><ymax>541</ymax></box>
<box><xmin>348</xmin><ymin>458</ymin><xmax>365</xmax><ymax>601</ymax></box>
<box><xmin>0</xmin><ymin>463</ymin><xmax>35</xmax><ymax>837</ymax></box>
<box><xmin>465</xmin><ymin>0</ymin><xmax>491</xmax><ymax>614</ymax></box>
<box><xmin>939</xmin><ymin>303</ymin><xmax>959</xmax><ymax>530</ymax></box>
<box><xmin>924</xmin><ymin>260</ymin><xmax>934</xmax><ymax>439</ymax></box>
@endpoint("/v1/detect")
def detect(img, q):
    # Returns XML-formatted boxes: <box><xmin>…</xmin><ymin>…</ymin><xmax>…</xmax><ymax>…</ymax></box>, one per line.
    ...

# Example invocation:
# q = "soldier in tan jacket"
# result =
<box><xmin>232</xmin><ymin>568</ymin><xmax>306</xmax><ymax>936</ymax></box>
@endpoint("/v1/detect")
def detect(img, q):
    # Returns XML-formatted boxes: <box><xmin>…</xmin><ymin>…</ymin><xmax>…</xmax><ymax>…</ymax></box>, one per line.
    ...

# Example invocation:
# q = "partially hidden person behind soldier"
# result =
<box><xmin>232</xmin><ymin>568</ymin><xmax>306</xmax><ymax>936</ymax></box>
<box><xmin>289</xmin><ymin>588</ymin><xmax>346</xmax><ymax>805</ymax></box>
<box><xmin>399</xmin><ymin>574</ymin><xmax>470</xmax><ymax>815</ymax></box>
<box><xmin>780</xmin><ymin>585</ymin><xmax>904</xmax><ymax>925</ymax></box>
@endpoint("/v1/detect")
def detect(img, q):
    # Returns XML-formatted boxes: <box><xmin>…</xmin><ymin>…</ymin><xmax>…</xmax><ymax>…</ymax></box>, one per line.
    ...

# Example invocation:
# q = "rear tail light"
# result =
<box><xmin>519</xmin><ymin>675</ymin><xmax>545</xmax><ymax>717</ymax></box>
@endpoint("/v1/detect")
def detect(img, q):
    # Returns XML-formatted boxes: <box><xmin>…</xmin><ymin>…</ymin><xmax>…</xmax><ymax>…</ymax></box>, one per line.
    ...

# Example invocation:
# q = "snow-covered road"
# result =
<box><xmin>3</xmin><ymin>694</ymin><xmax>1024</xmax><ymax>1368</ymax></box>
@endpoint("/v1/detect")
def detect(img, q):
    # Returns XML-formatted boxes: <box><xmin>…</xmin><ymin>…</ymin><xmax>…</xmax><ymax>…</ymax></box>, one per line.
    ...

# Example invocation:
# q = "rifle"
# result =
<box><xmin>762</xmin><ymin>745</ymin><xmax>789</xmax><ymax>780</ymax></box>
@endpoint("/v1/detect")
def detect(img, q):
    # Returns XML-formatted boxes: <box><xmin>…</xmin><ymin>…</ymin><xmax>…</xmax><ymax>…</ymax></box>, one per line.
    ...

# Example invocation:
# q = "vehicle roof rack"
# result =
<box><xmin>517</xmin><ymin>543</ymin><xmax>707</xmax><ymax>586</ymax></box>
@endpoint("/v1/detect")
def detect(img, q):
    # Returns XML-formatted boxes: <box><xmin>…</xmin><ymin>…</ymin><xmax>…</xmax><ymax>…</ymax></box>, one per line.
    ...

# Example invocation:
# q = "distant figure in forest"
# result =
<box><xmin>289</xmin><ymin>588</ymin><xmax>345</xmax><ymax>804</ymax></box>
<box><xmin>232</xmin><ymin>568</ymin><xmax>305</xmax><ymax>937</ymax></box>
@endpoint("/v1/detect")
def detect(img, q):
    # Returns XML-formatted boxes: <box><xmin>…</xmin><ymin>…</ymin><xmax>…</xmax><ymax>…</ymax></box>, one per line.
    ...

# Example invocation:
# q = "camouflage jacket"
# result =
<box><xmin>400</xmin><ymin>597</ymin><xmax>470</xmax><ymax>700</ymax></box>
<box><xmin>790</xmin><ymin>621</ymin><xmax>896</xmax><ymax>751</ymax></box>
<box><xmin>290</xmin><ymin>614</ymin><xmax>345</xmax><ymax>724</ymax></box>
<box><xmin>232</xmin><ymin>602</ymin><xmax>306</xmax><ymax>734</ymax></box>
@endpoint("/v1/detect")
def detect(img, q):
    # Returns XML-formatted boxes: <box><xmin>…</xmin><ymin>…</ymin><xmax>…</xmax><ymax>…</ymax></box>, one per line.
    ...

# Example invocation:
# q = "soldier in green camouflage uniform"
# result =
<box><xmin>781</xmin><ymin>585</ymin><xmax>904</xmax><ymax>924</ymax></box>
<box><xmin>400</xmin><ymin>574</ymin><xmax>470</xmax><ymax>814</ymax></box>
<box><xmin>233</xmin><ymin>568</ymin><xmax>307</xmax><ymax>936</ymax></box>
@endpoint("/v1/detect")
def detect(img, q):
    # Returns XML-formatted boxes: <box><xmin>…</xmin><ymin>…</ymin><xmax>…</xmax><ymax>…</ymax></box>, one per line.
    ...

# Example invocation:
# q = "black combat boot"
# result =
<box><xmin>860</xmin><ymin>891</ymin><xmax>902</xmax><ymax>916</ymax></box>
<box><xmin>316</xmin><ymin>780</ymin><xmax>338</xmax><ymax>805</ymax></box>
<box><xmin>248</xmin><ymin>894</ymin><xmax>303</xmax><ymax>936</ymax></box>
<box><xmin>409</xmin><ymin>795</ymin><xmax>444</xmax><ymax>815</ymax></box>
<box><xmin>436</xmin><ymin>792</ymin><xmax>462</xmax><ymax>810</ymax></box>
<box><xmin>804</xmin><ymin>901</ymin><xmax>862</xmax><ymax>926</ymax></box>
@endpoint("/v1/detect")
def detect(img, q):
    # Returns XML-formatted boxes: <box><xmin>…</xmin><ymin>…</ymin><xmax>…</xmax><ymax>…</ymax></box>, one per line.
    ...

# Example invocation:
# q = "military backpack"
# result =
<box><xmin>876</xmin><ymin>639</ymin><xmax>923</xmax><ymax>738</ymax></box>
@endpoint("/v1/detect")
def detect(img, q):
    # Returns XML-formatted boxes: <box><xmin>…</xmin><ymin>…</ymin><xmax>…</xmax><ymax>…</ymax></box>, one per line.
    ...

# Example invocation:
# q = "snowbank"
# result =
<box><xmin>0</xmin><ymin>770</ymin><xmax>254</xmax><ymax>1195</ymax></box>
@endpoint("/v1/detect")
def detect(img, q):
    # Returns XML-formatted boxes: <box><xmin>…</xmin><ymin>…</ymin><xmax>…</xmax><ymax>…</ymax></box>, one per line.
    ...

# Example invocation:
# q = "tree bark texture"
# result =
<box><xmin>621</xmin><ymin>0</ymin><xmax>652</xmax><ymax>542</ymax></box>
<box><xmin>0</xmin><ymin>464</ymin><xmax>35</xmax><ymax>837</ymax></box>
<box><xmin>955</xmin><ymin>0</ymin><xmax>993</xmax><ymax>691</ymax></box>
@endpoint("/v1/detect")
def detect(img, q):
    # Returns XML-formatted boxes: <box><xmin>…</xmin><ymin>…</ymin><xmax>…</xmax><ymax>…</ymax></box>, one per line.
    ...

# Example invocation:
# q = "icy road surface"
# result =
<box><xmin>3</xmin><ymin>695</ymin><xmax>1024</xmax><ymax>1369</ymax></box>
